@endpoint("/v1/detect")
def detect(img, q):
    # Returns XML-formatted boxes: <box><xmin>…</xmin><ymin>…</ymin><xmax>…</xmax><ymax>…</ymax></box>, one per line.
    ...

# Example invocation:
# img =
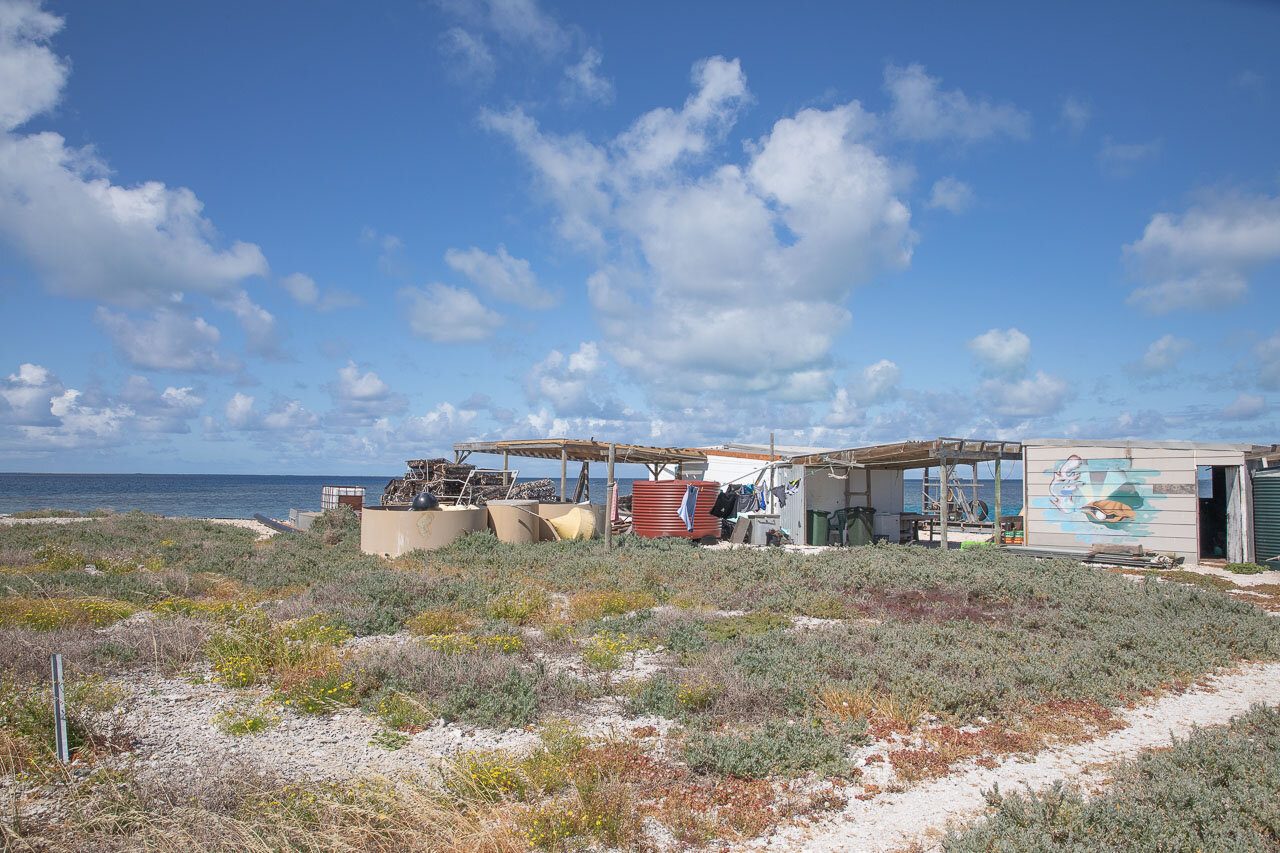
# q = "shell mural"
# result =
<box><xmin>1080</xmin><ymin>499</ymin><xmax>1137</xmax><ymax>524</ymax></box>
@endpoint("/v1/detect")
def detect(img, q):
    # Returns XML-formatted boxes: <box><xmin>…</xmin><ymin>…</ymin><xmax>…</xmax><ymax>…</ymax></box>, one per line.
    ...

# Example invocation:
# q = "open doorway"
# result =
<box><xmin>1198</xmin><ymin>466</ymin><xmax>1226</xmax><ymax>559</ymax></box>
<box><xmin>1199</xmin><ymin>465</ymin><xmax>1243</xmax><ymax>561</ymax></box>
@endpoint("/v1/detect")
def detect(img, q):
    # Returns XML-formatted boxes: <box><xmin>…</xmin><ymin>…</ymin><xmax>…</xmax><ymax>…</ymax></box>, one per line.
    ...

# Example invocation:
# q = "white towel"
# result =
<box><xmin>677</xmin><ymin>484</ymin><xmax>698</xmax><ymax>531</ymax></box>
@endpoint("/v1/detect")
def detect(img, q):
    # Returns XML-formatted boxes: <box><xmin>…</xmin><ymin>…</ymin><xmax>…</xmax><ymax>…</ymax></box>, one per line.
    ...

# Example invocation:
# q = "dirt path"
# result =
<box><xmin>753</xmin><ymin>660</ymin><xmax>1280</xmax><ymax>852</ymax></box>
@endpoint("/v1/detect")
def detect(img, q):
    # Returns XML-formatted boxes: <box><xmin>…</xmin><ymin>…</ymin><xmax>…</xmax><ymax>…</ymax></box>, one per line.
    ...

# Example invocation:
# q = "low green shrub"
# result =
<box><xmin>1224</xmin><ymin>562</ymin><xmax>1268</xmax><ymax>575</ymax></box>
<box><xmin>943</xmin><ymin>703</ymin><xmax>1280</xmax><ymax>851</ymax></box>
<box><xmin>683</xmin><ymin>718</ymin><xmax>856</xmax><ymax>778</ymax></box>
<box><xmin>704</xmin><ymin>612</ymin><xmax>791</xmax><ymax>643</ymax></box>
<box><xmin>628</xmin><ymin>676</ymin><xmax>682</xmax><ymax>718</ymax></box>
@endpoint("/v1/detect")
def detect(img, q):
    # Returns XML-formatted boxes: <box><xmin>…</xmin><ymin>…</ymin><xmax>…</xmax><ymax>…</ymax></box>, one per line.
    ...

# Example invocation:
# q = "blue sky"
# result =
<box><xmin>0</xmin><ymin>0</ymin><xmax>1278</xmax><ymax>476</ymax></box>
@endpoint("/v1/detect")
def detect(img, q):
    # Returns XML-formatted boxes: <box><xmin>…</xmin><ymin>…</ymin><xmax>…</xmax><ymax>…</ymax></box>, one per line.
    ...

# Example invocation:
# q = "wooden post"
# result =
<box><xmin>939</xmin><ymin>460</ymin><xmax>949</xmax><ymax>549</ymax></box>
<box><xmin>769</xmin><ymin>433</ymin><xmax>776</xmax><ymax>513</ymax></box>
<box><xmin>560</xmin><ymin>447</ymin><xmax>567</xmax><ymax>502</ymax></box>
<box><xmin>502</xmin><ymin>451</ymin><xmax>509</xmax><ymax>471</ymax></box>
<box><xmin>993</xmin><ymin>457</ymin><xmax>1003</xmax><ymax>544</ymax></box>
<box><xmin>51</xmin><ymin>654</ymin><xmax>69</xmax><ymax>763</ymax></box>
<box><xmin>606</xmin><ymin>444</ymin><xmax>616</xmax><ymax>551</ymax></box>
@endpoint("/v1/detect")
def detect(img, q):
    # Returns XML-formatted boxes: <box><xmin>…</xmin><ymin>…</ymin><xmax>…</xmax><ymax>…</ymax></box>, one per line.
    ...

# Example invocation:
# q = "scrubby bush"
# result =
<box><xmin>1224</xmin><ymin>561</ymin><xmax>1268</xmax><ymax>575</ymax></box>
<box><xmin>405</xmin><ymin>607</ymin><xmax>474</xmax><ymax>636</ymax></box>
<box><xmin>354</xmin><ymin>645</ymin><xmax>582</xmax><ymax>730</ymax></box>
<box><xmin>683</xmin><ymin>718</ymin><xmax>856</xmax><ymax>778</ymax></box>
<box><xmin>309</xmin><ymin>506</ymin><xmax>360</xmax><ymax>546</ymax></box>
<box><xmin>943</xmin><ymin>703</ymin><xmax>1280</xmax><ymax>851</ymax></box>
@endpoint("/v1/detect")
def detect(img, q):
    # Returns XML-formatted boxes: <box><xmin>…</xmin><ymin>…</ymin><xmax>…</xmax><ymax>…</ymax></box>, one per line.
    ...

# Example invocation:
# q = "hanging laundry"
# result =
<box><xmin>785</xmin><ymin>478</ymin><xmax>801</xmax><ymax>496</ymax></box>
<box><xmin>710</xmin><ymin>489</ymin><xmax>738</xmax><ymax>519</ymax></box>
<box><xmin>735</xmin><ymin>487</ymin><xmax>757</xmax><ymax>515</ymax></box>
<box><xmin>609</xmin><ymin>482</ymin><xmax>620</xmax><ymax>523</ymax></box>
<box><xmin>677</xmin><ymin>484</ymin><xmax>699</xmax><ymax>531</ymax></box>
<box><xmin>770</xmin><ymin>484</ymin><xmax>788</xmax><ymax>508</ymax></box>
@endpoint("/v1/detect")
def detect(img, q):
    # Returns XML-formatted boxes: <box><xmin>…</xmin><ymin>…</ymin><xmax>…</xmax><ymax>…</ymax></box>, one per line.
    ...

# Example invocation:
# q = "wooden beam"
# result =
<box><xmin>606</xmin><ymin>443</ymin><xmax>616</xmax><ymax>551</ymax></box>
<box><xmin>560</xmin><ymin>447</ymin><xmax>567</xmax><ymax>503</ymax></box>
<box><xmin>939</xmin><ymin>459</ymin><xmax>949</xmax><ymax>550</ymax></box>
<box><xmin>993</xmin><ymin>456</ymin><xmax>1002</xmax><ymax>544</ymax></box>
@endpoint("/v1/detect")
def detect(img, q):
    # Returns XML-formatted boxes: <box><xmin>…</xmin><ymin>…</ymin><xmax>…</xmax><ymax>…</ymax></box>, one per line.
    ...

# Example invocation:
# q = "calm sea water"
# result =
<box><xmin>902</xmin><ymin>478</ymin><xmax>1023</xmax><ymax>516</ymax></box>
<box><xmin>0</xmin><ymin>473</ymin><xmax>1021</xmax><ymax>520</ymax></box>
<box><xmin>0</xmin><ymin>473</ymin><xmax>637</xmax><ymax>520</ymax></box>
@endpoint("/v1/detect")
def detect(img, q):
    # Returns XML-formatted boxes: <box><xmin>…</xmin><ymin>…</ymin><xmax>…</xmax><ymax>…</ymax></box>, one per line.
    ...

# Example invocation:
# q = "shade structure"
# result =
<box><xmin>632</xmin><ymin>480</ymin><xmax>720</xmax><ymax>539</ymax></box>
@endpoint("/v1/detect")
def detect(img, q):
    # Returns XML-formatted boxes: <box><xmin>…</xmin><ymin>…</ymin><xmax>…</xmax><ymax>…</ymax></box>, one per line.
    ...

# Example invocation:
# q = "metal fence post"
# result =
<box><xmin>50</xmin><ymin>653</ymin><xmax>69</xmax><ymax>763</ymax></box>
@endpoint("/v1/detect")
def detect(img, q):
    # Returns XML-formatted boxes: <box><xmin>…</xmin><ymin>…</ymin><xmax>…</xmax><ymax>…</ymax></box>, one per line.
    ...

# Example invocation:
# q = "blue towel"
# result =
<box><xmin>677</xmin><ymin>484</ymin><xmax>698</xmax><ymax>531</ymax></box>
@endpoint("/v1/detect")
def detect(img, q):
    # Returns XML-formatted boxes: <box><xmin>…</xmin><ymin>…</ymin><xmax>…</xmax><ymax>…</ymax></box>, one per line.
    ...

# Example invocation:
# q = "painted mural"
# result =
<box><xmin>1035</xmin><ymin>455</ymin><xmax>1166</xmax><ymax>541</ymax></box>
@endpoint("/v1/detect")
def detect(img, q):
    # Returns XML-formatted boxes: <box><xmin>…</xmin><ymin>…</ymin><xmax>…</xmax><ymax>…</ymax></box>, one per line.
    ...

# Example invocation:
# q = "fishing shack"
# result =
<box><xmin>1020</xmin><ymin>439</ymin><xmax>1280</xmax><ymax>567</ymax></box>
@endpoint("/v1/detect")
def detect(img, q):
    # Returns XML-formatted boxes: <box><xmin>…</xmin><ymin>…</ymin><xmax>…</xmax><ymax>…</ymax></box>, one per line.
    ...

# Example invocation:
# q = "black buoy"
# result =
<box><xmin>411</xmin><ymin>490</ymin><xmax>439</xmax><ymax>511</ymax></box>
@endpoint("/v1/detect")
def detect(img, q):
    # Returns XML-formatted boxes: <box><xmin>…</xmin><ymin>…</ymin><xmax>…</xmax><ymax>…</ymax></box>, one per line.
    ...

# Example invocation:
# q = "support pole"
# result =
<box><xmin>769</xmin><ymin>432</ymin><xmax>776</xmax><ymax>513</ymax></box>
<box><xmin>502</xmin><ymin>451</ymin><xmax>509</xmax><ymax>471</ymax></box>
<box><xmin>606</xmin><ymin>443</ymin><xmax>616</xmax><ymax>551</ymax></box>
<box><xmin>939</xmin><ymin>460</ymin><xmax>950</xmax><ymax>550</ymax></box>
<box><xmin>993</xmin><ymin>457</ymin><xmax>1003</xmax><ymax>544</ymax></box>
<box><xmin>560</xmin><ymin>447</ymin><xmax>567</xmax><ymax>502</ymax></box>
<box><xmin>51</xmin><ymin>653</ymin><xmax>69</xmax><ymax>763</ymax></box>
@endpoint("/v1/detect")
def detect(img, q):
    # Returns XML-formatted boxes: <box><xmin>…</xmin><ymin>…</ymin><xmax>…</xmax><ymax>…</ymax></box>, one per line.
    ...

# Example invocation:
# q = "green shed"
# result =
<box><xmin>1253</xmin><ymin>468</ymin><xmax>1280</xmax><ymax>566</ymax></box>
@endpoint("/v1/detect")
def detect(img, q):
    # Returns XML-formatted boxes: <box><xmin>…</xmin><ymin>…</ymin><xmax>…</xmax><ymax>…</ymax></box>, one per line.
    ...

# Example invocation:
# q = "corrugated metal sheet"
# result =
<box><xmin>1253</xmin><ymin>470</ymin><xmax>1280</xmax><ymax>565</ymax></box>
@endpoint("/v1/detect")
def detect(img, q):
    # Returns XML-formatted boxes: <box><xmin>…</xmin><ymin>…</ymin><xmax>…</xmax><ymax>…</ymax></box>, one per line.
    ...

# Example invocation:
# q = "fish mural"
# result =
<box><xmin>1049</xmin><ymin>455</ymin><xmax>1084</xmax><ymax>512</ymax></box>
<box><xmin>1034</xmin><ymin>456</ymin><xmax>1163</xmax><ymax>543</ymax></box>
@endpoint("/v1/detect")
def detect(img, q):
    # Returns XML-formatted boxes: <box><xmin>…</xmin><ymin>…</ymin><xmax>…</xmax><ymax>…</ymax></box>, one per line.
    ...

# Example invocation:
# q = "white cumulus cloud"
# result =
<box><xmin>400</xmin><ymin>283</ymin><xmax>504</xmax><ymax>343</ymax></box>
<box><xmin>562</xmin><ymin>47</ymin><xmax>613</xmax><ymax>104</ymax></box>
<box><xmin>444</xmin><ymin>244</ymin><xmax>556</xmax><ymax>308</ymax></box>
<box><xmin>967</xmin><ymin>328</ymin><xmax>1031</xmax><ymax>376</ymax></box>
<box><xmin>925</xmin><ymin>176</ymin><xmax>974</xmax><ymax>213</ymax></box>
<box><xmin>1125</xmin><ymin>193</ymin><xmax>1280</xmax><ymax>313</ymax></box>
<box><xmin>94</xmin><ymin>308</ymin><xmax>235</xmax><ymax>373</ymax></box>
<box><xmin>1131</xmin><ymin>333</ymin><xmax>1194</xmax><ymax>375</ymax></box>
<box><xmin>1220</xmin><ymin>392</ymin><xmax>1265</xmax><ymax>420</ymax></box>
<box><xmin>883</xmin><ymin>63</ymin><xmax>1030</xmax><ymax>142</ymax></box>
<box><xmin>487</xmin><ymin>56</ymin><xmax>917</xmax><ymax>404</ymax></box>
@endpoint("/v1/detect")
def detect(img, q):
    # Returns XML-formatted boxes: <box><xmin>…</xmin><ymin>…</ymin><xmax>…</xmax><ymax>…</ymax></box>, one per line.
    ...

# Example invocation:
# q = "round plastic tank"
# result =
<box><xmin>535</xmin><ymin>503</ymin><xmax>605</xmax><ymax>541</ymax></box>
<box><xmin>486</xmin><ymin>499</ymin><xmax>539</xmax><ymax>544</ymax></box>
<box><xmin>631</xmin><ymin>480</ymin><xmax>721</xmax><ymax>539</ymax></box>
<box><xmin>360</xmin><ymin>505</ymin><xmax>487</xmax><ymax>557</ymax></box>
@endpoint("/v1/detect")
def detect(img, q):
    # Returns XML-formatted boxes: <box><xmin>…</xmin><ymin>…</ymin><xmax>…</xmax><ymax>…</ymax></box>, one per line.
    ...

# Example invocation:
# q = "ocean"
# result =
<box><xmin>0</xmin><ymin>473</ymin><xmax>1022</xmax><ymax>520</ymax></box>
<box><xmin>0</xmin><ymin>473</ymin><xmax>637</xmax><ymax>520</ymax></box>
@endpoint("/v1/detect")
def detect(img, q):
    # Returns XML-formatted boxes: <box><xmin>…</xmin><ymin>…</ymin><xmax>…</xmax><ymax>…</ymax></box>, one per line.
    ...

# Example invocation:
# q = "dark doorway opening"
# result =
<box><xmin>1198</xmin><ymin>465</ymin><xmax>1228</xmax><ymax>559</ymax></box>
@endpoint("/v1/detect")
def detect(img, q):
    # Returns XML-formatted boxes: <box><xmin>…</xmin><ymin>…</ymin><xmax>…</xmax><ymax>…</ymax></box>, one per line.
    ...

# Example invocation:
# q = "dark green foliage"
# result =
<box><xmin>628</xmin><ymin>675</ymin><xmax>682</xmax><ymax>718</ymax></box>
<box><xmin>309</xmin><ymin>506</ymin><xmax>360</xmax><ymax>546</ymax></box>
<box><xmin>1224</xmin><ymin>562</ymin><xmax>1268</xmax><ymax>575</ymax></box>
<box><xmin>704</xmin><ymin>612</ymin><xmax>791</xmax><ymax>643</ymax></box>
<box><xmin>353</xmin><ymin>646</ymin><xmax>583</xmax><ymax>730</ymax></box>
<box><xmin>683</xmin><ymin>718</ymin><xmax>857</xmax><ymax>779</ymax></box>
<box><xmin>943</xmin><ymin>703</ymin><xmax>1280</xmax><ymax>852</ymax></box>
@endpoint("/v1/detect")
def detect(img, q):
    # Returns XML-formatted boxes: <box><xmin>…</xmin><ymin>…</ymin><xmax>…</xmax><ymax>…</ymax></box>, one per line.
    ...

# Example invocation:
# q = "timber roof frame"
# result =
<box><xmin>453</xmin><ymin>438</ymin><xmax>707</xmax><ymax>467</ymax></box>
<box><xmin>787</xmin><ymin>437</ymin><xmax>1023</xmax><ymax>470</ymax></box>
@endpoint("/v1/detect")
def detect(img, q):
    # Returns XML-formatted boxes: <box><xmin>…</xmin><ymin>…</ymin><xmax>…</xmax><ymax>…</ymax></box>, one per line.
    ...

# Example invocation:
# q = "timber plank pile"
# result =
<box><xmin>382</xmin><ymin>458</ymin><xmax>559</xmax><ymax>505</ymax></box>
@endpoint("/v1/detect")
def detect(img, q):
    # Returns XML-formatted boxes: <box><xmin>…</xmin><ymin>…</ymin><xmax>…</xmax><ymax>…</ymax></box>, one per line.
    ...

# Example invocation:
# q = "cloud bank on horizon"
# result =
<box><xmin>0</xmin><ymin>0</ymin><xmax>1277</xmax><ymax>473</ymax></box>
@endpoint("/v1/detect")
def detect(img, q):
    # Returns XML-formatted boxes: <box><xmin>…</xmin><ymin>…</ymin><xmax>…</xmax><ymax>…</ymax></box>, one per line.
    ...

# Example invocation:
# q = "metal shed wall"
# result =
<box><xmin>1023</xmin><ymin>442</ymin><xmax>1250</xmax><ymax>564</ymax></box>
<box><xmin>1254</xmin><ymin>469</ymin><xmax>1280</xmax><ymax>566</ymax></box>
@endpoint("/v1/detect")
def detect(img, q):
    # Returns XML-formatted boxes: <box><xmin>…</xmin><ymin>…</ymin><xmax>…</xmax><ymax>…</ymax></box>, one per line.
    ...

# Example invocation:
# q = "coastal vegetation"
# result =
<box><xmin>943</xmin><ymin>703</ymin><xmax>1280</xmax><ymax>852</ymax></box>
<box><xmin>1</xmin><ymin>509</ymin><xmax>1279</xmax><ymax>849</ymax></box>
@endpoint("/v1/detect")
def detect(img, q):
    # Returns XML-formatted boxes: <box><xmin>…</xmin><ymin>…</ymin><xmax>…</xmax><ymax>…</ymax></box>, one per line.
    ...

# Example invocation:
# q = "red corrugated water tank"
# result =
<box><xmin>631</xmin><ymin>480</ymin><xmax>721</xmax><ymax>539</ymax></box>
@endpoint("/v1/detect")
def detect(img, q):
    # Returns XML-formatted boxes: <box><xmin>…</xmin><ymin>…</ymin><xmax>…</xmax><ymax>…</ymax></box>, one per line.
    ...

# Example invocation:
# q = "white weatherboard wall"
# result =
<box><xmin>797</xmin><ymin>465</ymin><xmax>905</xmax><ymax>543</ymax></box>
<box><xmin>1023</xmin><ymin>440</ymin><xmax>1253</xmax><ymax>565</ymax></box>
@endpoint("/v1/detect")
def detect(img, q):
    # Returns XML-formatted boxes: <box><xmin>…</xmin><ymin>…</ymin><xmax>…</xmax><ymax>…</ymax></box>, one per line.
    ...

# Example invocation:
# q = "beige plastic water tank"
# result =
<box><xmin>360</xmin><ymin>505</ymin><xmax>488</xmax><ymax>557</ymax></box>
<box><xmin>485</xmin><ymin>499</ymin><xmax>540</xmax><ymax>544</ymax></box>
<box><xmin>535</xmin><ymin>502</ymin><xmax>606</xmax><ymax>540</ymax></box>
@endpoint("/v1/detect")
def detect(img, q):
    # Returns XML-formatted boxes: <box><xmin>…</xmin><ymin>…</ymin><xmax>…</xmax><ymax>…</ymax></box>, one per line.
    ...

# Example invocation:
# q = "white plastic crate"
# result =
<box><xmin>321</xmin><ymin>485</ymin><xmax>365</xmax><ymax>511</ymax></box>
